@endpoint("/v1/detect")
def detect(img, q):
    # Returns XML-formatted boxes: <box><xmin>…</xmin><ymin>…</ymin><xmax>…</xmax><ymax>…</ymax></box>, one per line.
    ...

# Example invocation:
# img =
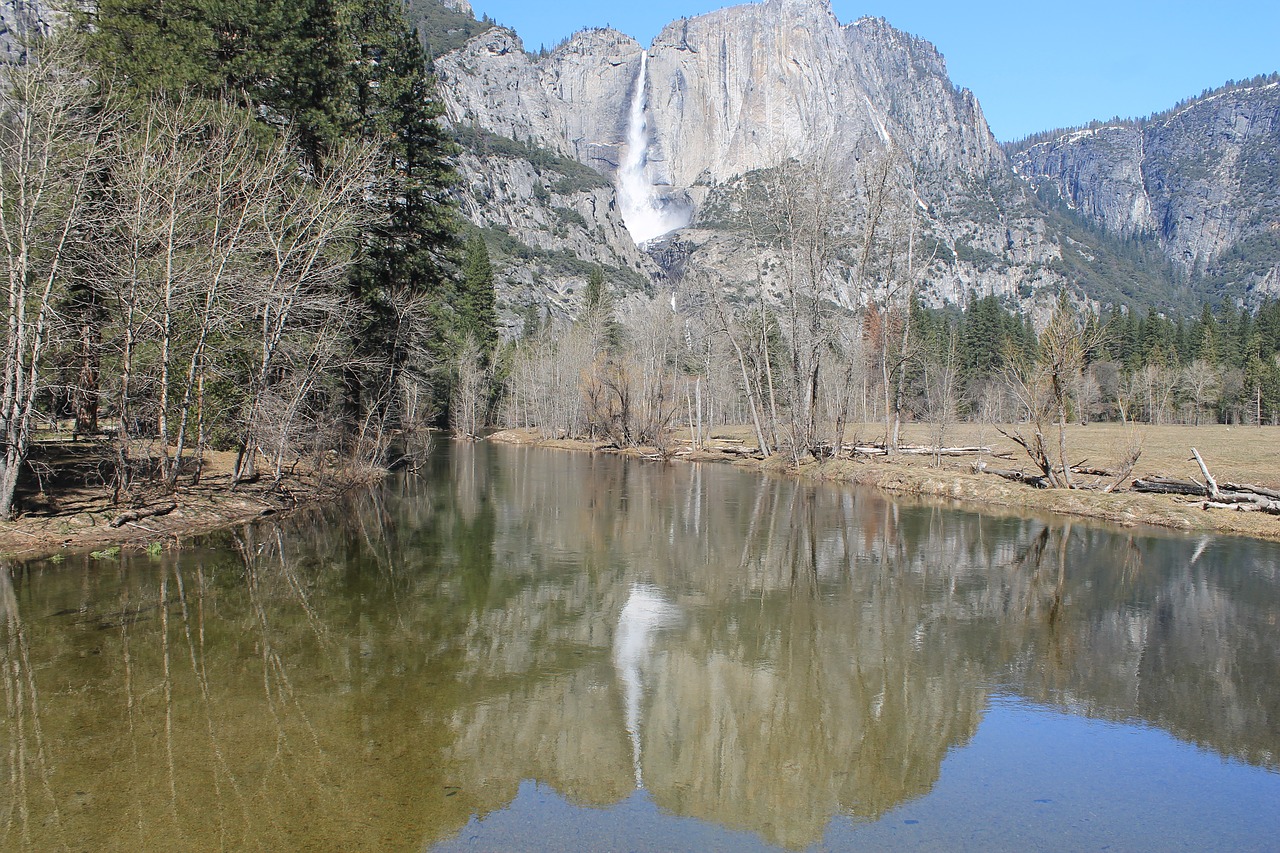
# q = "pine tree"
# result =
<box><xmin>519</xmin><ymin>304</ymin><xmax>543</xmax><ymax>340</ymax></box>
<box><xmin>84</xmin><ymin>0</ymin><xmax>220</xmax><ymax>96</ymax></box>
<box><xmin>1199</xmin><ymin>319</ymin><xmax>1221</xmax><ymax>366</ymax></box>
<box><xmin>1257</xmin><ymin>299</ymin><xmax>1280</xmax><ymax>357</ymax></box>
<box><xmin>581</xmin><ymin>265</ymin><xmax>622</xmax><ymax>351</ymax></box>
<box><xmin>342</xmin><ymin>0</ymin><xmax>461</xmax><ymax>425</ymax></box>
<box><xmin>85</xmin><ymin>0</ymin><xmax>463</xmax><ymax>437</ymax></box>
<box><xmin>459</xmin><ymin>235</ymin><xmax>497</xmax><ymax>356</ymax></box>
<box><xmin>584</xmin><ymin>266</ymin><xmax>608</xmax><ymax>315</ymax></box>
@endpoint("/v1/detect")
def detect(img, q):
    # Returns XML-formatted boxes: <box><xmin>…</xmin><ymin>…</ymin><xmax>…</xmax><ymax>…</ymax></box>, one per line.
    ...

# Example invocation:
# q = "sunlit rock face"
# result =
<box><xmin>539</xmin><ymin>27</ymin><xmax>642</xmax><ymax>174</ymax></box>
<box><xmin>0</xmin><ymin>0</ymin><xmax>76</xmax><ymax>62</ymax></box>
<box><xmin>1011</xmin><ymin>81</ymin><xmax>1280</xmax><ymax>295</ymax></box>
<box><xmin>435</xmin><ymin>0</ymin><xmax>1069</xmax><ymax>316</ymax></box>
<box><xmin>439</xmin><ymin>0</ymin><xmax>1002</xmax><ymax>222</ymax></box>
<box><xmin>435</xmin><ymin>27</ymin><xmax>662</xmax><ymax>330</ymax></box>
<box><xmin>440</xmin><ymin>0</ymin><xmax>1002</xmax><ymax>194</ymax></box>
<box><xmin>642</xmin><ymin>0</ymin><xmax>1002</xmax><ymax>189</ymax></box>
<box><xmin>435</xmin><ymin>28</ymin><xmax>574</xmax><ymax>157</ymax></box>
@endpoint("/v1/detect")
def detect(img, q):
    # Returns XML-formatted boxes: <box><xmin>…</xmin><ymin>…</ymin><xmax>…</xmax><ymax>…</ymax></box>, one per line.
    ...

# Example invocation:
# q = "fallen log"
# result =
<box><xmin>898</xmin><ymin>445</ymin><xmax>995</xmax><ymax>457</ymax></box>
<box><xmin>844</xmin><ymin>444</ymin><xmax>994</xmax><ymax>457</ymax></box>
<box><xmin>1210</xmin><ymin>494</ymin><xmax>1264</xmax><ymax>508</ymax></box>
<box><xmin>678</xmin><ymin>438</ymin><xmax>747</xmax><ymax>446</ymax></box>
<box><xmin>1183</xmin><ymin>448</ymin><xmax>1280</xmax><ymax>513</ymax></box>
<box><xmin>110</xmin><ymin>501</ymin><xmax>177</xmax><ymax>529</ymax></box>
<box><xmin>1190</xmin><ymin>447</ymin><xmax>1220</xmax><ymax>501</ymax></box>
<box><xmin>1222</xmin><ymin>482</ymin><xmax>1280</xmax><ymax>501</ymax></box>
<box><xmin>973</xmin><ymin>461</ymin><xmax>1049</xmax><ymax>488</ymax></box>
<box><xmin>1128</xmin><ymin>454</ymin><xmax>1280</xmax><ymax>513</ymax></box>
<box><xmin>1206</xmin><ymin>491</ymin><xmax>1280</xmax><ymax>511</ymax></box>
<box><xmin>1131</xmin><ymin>477</ymin><xmax>1207</xmax><ymax>496</ymax></box>
<box><xmin>718</xmin><ymin>445</ymin><xmax>759</xmax><ymax>456</ymax></box>
<box><xmin>1203</xmin><ymin>497</ymin><xmax>1280</xmax><ymax>514</ymax></box>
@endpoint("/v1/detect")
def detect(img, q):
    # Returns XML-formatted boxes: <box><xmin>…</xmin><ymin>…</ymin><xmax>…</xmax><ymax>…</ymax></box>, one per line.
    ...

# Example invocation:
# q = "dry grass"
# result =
<box><xmin>680</xmin><ymin>421</ymin><xmax>1280</xmax><ymax>488</ymax></box>
<box><xmin>842</xmin><ymin>421</ymin><xmax>1280</xmax><ymax>489</ymax></box>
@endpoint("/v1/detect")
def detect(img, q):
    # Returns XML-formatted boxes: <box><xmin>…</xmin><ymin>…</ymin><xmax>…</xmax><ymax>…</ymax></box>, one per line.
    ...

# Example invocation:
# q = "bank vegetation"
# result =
<box><xmin>0</xmin><ymin>0</ymin><xmax>496</xmax><ymax>551</ymax></box>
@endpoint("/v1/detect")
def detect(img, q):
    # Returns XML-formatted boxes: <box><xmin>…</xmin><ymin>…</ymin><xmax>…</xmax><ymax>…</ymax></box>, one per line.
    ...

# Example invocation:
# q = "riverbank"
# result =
<box><xmin>0</xmin><ymin>443</ymin><xmax>381</xmax><ymax>561</ymax></box>
<box><xmin>490</xmin><ymin>424</ymin><xmax>1280</xmax><ymax>542</ymax></box>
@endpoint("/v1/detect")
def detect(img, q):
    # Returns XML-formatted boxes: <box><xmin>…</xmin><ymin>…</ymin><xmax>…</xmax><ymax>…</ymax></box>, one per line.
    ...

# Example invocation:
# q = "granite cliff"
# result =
<box><xmin>436</xmin><ymin>0</ymin><xmax>1076</xmax><ymax>328</ymax></box>
<box><xmin>0</xmin><ymin>0</ymin><xmax>70</xmax><ymax>61</ymax></box>
<box><xmin>1010</xmin><ymin>77</ymin><xmax>1280</xmax><ymax>301</ymax></box>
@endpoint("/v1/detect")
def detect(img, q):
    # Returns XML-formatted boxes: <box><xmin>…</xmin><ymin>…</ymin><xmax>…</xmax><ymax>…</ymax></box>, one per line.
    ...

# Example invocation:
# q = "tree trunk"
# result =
<box><xmin>74</xmin><ymin>317</ymin><xmax>100</xmax><ymax>435</ymax></box>
<box><xmin>727</xmin><ymin>330</ymin><xmax>769</xmax><ymax>456</ymax></box>
<box><xmin>0</xmin><ymin>447</ymin><xmax>24</xmax><ymax>519</ymax></box>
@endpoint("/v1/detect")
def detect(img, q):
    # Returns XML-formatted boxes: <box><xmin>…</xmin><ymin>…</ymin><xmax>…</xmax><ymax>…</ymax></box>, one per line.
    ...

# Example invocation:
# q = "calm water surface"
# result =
<box><xmin>3</xmin><ymin>442</ymin><xmax>1280</xmax><ymax>851</ymax></box>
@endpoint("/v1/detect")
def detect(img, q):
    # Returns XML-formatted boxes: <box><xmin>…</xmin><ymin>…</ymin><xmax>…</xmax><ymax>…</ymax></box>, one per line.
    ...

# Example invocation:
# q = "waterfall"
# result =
<box><xmin>617</xmin><ymin>51</ymin><xmax>689</xmax><ymax>245</ymax></box>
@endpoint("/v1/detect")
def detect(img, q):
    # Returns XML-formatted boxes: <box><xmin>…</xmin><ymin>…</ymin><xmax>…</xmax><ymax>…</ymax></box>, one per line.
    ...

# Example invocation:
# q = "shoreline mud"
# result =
<box><xmin>0</xmin><ymin>448</ymin><xmax>381</xmax><ymax>562</ymax></box>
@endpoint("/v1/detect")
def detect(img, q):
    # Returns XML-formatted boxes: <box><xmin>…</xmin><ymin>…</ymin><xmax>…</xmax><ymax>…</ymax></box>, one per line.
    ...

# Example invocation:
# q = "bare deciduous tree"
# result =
<box><xmin>232</xmin><ymin>138</ymin><xmax>381</xmax><ymax>484</ymax></box>
<box><xmin>923</xmin><ymin>326</ymin><xmax>960</xmax><ymax>467</ymax></box>
<box><xmin>1180</xmin><ymin>359</ymin><xmax>1220</xmax><ymax>426</ymax></box>
<box><xmin>765</xmin><ymin>155</ymin><xmax>848</xmax><ymax>461</ymax></box>
<box><xmin>451</xmin><ymin>334</ymin><xmax>487</xmax><ymax>440</ymax></box>
<box><xmin>1001</xmin><ymin>292</ymin><xmax>1104</xmax><ymax>488</ymax></box>
<box><xmin>0</xmin><ymin>35</ymin><xmax>111</xmax><ymax>516</ymax></box>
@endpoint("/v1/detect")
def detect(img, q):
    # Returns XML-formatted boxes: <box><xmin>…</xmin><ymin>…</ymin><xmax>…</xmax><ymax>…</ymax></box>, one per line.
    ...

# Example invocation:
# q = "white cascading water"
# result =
<box><xmin>617</xmin><ymin>51</ymin><xmax>688</xmax><ymax>245</ymax></box>
<box><xmin>613</xmin><ymin>584</ymin><xmax>678</xmax><ymax>788</ymax></box>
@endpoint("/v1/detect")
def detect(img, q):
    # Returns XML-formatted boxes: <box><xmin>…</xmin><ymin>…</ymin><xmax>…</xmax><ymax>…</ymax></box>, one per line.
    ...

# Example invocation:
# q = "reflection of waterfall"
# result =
<box><xmin>613</xmin><ymin>584</ymin><xmax>678</xmax><ymax>788</ymax></box>
<box><xmin>617</xmin><ymin>52</ymin><xmax>690</xmax><ymax>244</ymax></box>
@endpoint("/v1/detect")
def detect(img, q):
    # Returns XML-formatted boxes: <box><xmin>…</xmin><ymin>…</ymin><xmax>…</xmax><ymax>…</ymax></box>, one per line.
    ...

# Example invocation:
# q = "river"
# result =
<box><xmin>3</xmin><ymin>441</ymin><xmax>1279</xmax><ymax>851</ymax></box>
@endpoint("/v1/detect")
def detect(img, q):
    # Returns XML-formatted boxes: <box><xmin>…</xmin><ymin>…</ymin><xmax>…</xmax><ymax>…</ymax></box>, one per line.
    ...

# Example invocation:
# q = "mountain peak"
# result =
<box><xmin>548</xmin><ymin>26</ymin><xmax>641</xmax><ymax>60</ymax></box>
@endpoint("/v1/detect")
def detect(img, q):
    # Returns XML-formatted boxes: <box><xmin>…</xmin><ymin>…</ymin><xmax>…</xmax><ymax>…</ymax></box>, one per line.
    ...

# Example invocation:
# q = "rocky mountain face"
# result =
<box><xmin>436</xmin><ymin>0</ymin><xmax>1081</xmax><ymax>327</ymax></box>
<box><xmin>0</xmin><ymin>0</ymin><xmax>70</xmax><ymax>62</ymax></box>
<box><xmin>443</xmin><ymin>1</ymin><xmax>1003</xmax><ymax>194</ymax></box>
<box><xmin>437</xmin><ymin>27</ymin><xmax>668</xmax><ymax>332</ymax></box>
<box><xmin>643</xmin><ymin>3</ymin><xmax>1003</xmax><ymax>189</ymax></box>
<box><xmin>1009</xmin><ymin>79</ymin><xmax>1280</xmax><ymax>301</ymax></box>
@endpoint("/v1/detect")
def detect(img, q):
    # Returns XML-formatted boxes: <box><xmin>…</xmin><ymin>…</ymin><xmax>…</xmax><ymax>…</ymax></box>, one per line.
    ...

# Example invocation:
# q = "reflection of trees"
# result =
<box><xmin>3</xmin><ymin>441</ymin><xmax>1280</xmax><ymax>851</ymax></box>
<box><xmin>997</xmin><ymin>526</ymin><xmax>1280</xmax><ymax>769</ymax></box>
<box><xmin>0</xmin><ymin>503</ymin><xmax>501</xmax><ymax>851</ymax></box>
<box><xmin>1</xmin><ymin>565</ymin><xmax>64</xmax><ymax>849</ymax></box>
<box><xmin>437</xmin><ymin>445</ymin><xmax>1280</xmax><ymax>846</ymax></box>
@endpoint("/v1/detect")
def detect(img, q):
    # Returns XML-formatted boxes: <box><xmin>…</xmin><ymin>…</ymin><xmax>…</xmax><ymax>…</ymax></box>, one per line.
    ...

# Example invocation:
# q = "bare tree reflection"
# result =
<box><xmin>2</xmin><ymin>442</ymin><xmax>1279</xmax><ymax>851</ymax></box>
<box><xmin>1</xmin><ymin>564</ymin><xmax>64</xmax><ymax>849</ymax></box>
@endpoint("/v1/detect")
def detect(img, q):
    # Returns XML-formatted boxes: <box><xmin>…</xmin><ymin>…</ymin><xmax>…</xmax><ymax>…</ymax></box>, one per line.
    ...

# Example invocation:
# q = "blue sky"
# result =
<box><xmin>467</xmin><ymin>1</ymin><xmax>1279</xmax><ymax>142</ymax></box>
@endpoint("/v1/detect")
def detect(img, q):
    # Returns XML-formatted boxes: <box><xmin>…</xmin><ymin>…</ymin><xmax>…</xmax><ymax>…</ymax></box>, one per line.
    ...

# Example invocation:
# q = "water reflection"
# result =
<box><xmin>614</xmin><ymin>585</ymin><xmax>679</xmax><ymax>789</ymax></box>
<box><xmin>1</xmin><ymin>441</ymin><xmax>1279</xmax><ymax>850</ymax></box>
